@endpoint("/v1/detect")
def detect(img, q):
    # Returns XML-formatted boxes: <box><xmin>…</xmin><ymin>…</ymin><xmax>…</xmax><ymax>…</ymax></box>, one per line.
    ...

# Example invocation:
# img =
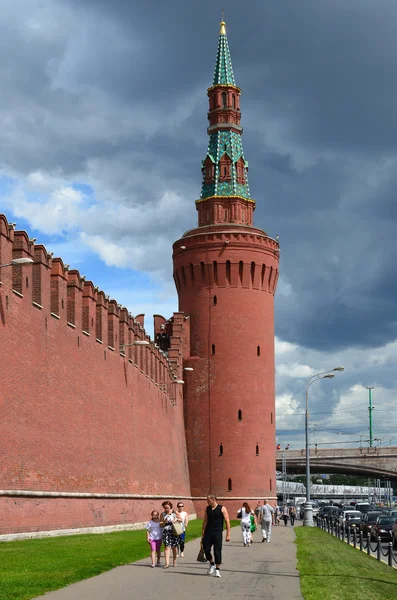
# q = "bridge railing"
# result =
<box><xmin>317</xmin><ymin>516</ymin><xmax>397</xmax><ymax>569</ymax></box>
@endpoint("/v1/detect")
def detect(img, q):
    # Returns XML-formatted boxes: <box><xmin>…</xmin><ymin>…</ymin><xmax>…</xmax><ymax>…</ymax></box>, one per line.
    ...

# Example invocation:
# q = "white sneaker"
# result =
<box><xmin>215</xmin><ymin>569</ymin><xmax>221</xmax><ymax>578</ymax></box>
<box><xmin>267</xmin><ymin>539</ymin><xmax>271</xmax><ymax>543</ymax></box>
<box><xmin>207</xmin><ymin>564</ymin><xmax>216</xmax><ymax>575</ymax></box>
<box><xmin>180</xmin><ymin>552</ymin><xmax>184</xmax><ymax>558</ymax></box>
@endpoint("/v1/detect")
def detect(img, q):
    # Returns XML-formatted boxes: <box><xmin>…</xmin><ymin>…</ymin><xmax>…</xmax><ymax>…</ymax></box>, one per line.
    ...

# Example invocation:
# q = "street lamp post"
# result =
<box><xmin>0</xmin><ymin>258</ymin><xmax>34</xmax><ymax>268</ymax></box>
<box><xmin>303</xmin><ymin>366</ymin><xmax>344</xmax><ymax>527</ymax></box>
<box><xmin>366</xmin><ymin>386</ymin><xmax>374</xmax><ymax>448</ymax></box>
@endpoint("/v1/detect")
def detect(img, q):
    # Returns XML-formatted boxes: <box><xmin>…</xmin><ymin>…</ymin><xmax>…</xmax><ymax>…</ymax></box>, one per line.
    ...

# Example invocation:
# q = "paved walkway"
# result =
<box><xmin>35</xmin><ymin>524</ymin><xmax>303</xmax><ymax>600</ymax></box>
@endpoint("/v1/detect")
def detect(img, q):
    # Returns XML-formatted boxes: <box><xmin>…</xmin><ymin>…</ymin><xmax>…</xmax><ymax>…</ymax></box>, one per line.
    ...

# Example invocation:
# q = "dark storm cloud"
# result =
<box><xmin>1</xmin><ymin>0</ymin><xmax>397</xmax><ymax>351</ymax></box>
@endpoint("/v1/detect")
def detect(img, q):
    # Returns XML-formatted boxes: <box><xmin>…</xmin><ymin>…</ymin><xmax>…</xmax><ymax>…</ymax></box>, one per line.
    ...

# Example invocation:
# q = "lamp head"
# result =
<box><xmin>333</xmin><ymin>367</ymin><xmax>344</xmax><ymax>372</ymax></box>
<box><xmin>323</xmin><ymin>374</ymin><xmax>335</xmax><ymax>379</ymax></box>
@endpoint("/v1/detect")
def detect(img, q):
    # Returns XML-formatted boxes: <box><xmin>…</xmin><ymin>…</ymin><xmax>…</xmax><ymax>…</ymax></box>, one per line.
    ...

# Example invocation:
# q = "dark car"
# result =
<box><xmin>390</xmin><ymin>520</ymin><xmax>397</xmax><ymax>549</ymax></box>
<box><xmin>318</xmin><ymin>506</ymin><xmax>334</xmax><ymax>520</ymax></box>
<box><xmin>326</xmin><ymin>506</ymin><xmax>340</xmax><ymax>525</ymax></box>
<box><xmin>371</xmin><ymin>515</ymin><xmax>395</xmax><ymax>541</ymax></box>
<box><xmin>360</xmin><ymin>511</ymin><xmax>385</xmax><ymax>536</ymax></box>
<box><xmin>355</xmin><ymin>503</ymin><xmax>374</xmax><ymax>515</ymax></box>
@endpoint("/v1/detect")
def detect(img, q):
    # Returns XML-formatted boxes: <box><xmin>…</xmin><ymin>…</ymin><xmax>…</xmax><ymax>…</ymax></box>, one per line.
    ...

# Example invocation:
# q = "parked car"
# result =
<box><xmin>339</xmin><ymin>510</ymin><xmax>361</xmax><ymax>529</ymax></box>
<box><xmin>312</xmin><ymin>503</ymin><xmax>320</xmax><ymax>519</ymax></box>
<box><xmin>318</xmin><ymin>506</ymin><xmax>334</xmax><ymax>520</ymax></box>
<box><xmin>360</xmin><ymin>511</ymin><xmax>385</xmax><ymax>536</ymax></box>
<box><xmin>325</xmin><ymin>506</ymin><xmax>340</xmax><ymax>525</ymax></box>
<box><xmin>371</xmin><ymin>515</ymin><xmax>396</xmax><ymax>541</ymax></box>
<box><xmin>344</xmin><ymin>511</ymin><xmax>362</xmax><ymax>531</ymax></box>
<box><xmin>390</xmin><ymin>519</ymin><xmax>397</xmax><ymax>549</ymax></box>
<box><xmin>355</xmin><ymin>503</ymin><xmax>374</xmax><ymax>515</ymax></box>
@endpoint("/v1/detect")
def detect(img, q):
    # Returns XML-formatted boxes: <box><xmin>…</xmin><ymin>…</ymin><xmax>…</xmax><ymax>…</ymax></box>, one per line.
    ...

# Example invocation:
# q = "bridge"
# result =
<box><xmin>276</xmin><ymin>446</ymin><xmax>397</xmax><ymax>479</ymax></box>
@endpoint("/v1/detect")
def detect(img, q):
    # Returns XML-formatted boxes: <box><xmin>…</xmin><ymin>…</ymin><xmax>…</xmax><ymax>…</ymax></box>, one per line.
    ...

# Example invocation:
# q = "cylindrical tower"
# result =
<box><xmin>173</xmin><ymin>19</ymin><xmax>280</xmax><ymax>513</ymax></box>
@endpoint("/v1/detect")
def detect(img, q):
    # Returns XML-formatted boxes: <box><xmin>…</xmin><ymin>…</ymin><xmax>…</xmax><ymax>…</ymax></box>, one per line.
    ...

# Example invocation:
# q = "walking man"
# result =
<box><xmin>202</xmin><ymin>494</ymin><xmax>231</xmax><ymax>578</ymax></box>
<box><xmin>260</xmin><ymin>499</ymin><xmax>274</xmax><ymax>543</ymax></box>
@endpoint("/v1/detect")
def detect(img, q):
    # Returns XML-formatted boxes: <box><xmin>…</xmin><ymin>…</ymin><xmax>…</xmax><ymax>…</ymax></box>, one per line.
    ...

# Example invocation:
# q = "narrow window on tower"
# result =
<box><xmin>201</xmin><ymin>261</ymin><xmax>206</xmax><ymax>283</ymax></box>
<box><xmin>232</xmin><ymin>94</ymin><xmax>236</xmax><ymax>109</ymax></box>
<box><xmin>224</xmin><ymin>166</ymin><xmax>227</xmax><ymax>177</ymax></box>
<box><xmin>213</xmin><ymin>295</ymin><xmax>217</xmax><ymax>306</ymax></box>
<box><xmin>271</xmin><ymin>412</ymin><xmax>273</xmax><ymax>424</ymax></box>
<box><xmin>257</xmin><ymin>345</ymin><xmax>260</xmax><ymax>357</ymax></box>
<box><xmin>251</xmin><ymin>261</ymin><xmax>255</xmax><ymax>286</ymax></box>
<box><xmin>242</xmin><ymin>209</ymin><xmax>245</xmax><ymax>223</ymax></box>
<box><xmin>190</xmin><ymin>263</ymin><xmax>195</xmax><ymax>285</ymax></box>
<box><xmin>222</xmin><ymin>92</ymin><xmax>227</xmax><ymax>108</ymax></box>
<box><xmin>228</xmin><ymin>478</ymin><xmax>232</xmax><ymax>491</ymax></box>
<box><xmin>219</xmin><ymin>443</ymin><xmax>223</xmax><ymax>456</ymax></box>
<box><xmin>256</xmin><ymin>444</ymin><xmax>259</xmax><ymax>456</ymax></box>
<box><xmin>238</xmin><ymin>409</ymin><xmax>242</xmax><ymax>421</ymax></box>
<box><xmin>226</xmin><ymin>260</ymin><xmax>231</xmax><ymax>284</ymax></box>
<box><xmin>181</xmin><ymin>266</ymin><xmax>186</xmax><ymax>286</ymax></box>
<box><xmin>268</xmin><ymin>266</ymin><xmax>273</xmax><ymax>289</ymax></box>
<box><xmin>224</xmin><ymin>209</ymin><xmax>229</xmax><ymax>222</ymax></box>
<box><xmin>175</xmin><ymin>271</ymin><xmax>181</xmax><ymax>292</ymax></box>
<box><xmin>239</xmin><ymin>261</ymin><xmax>244</xmax><ymax>285</ymax></box>
<box><xmin>261</xmin><ymin>264</ymin><xmax>266</xmax><ymax>289</ymax></box>
<box><xmin>213</xmin><ymin>261</ymin><xmax>218</xmax><ymax>285</ymax></box>
<box><xmin>211</xmin><ymin>344</ymin><xmax>216</xmax><ymax>355</ymax></box>
<box><xmin>270</xmin><ymin>478</ymin><xmax>272</xmax><ymax>491</ymax></box>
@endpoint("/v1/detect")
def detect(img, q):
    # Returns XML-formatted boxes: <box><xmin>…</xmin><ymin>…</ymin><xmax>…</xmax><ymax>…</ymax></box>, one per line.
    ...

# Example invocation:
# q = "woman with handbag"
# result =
<box><xmin>160</xmin><ymin>501</ymin><xmax>182</xmax><ymax>569</ymax></box>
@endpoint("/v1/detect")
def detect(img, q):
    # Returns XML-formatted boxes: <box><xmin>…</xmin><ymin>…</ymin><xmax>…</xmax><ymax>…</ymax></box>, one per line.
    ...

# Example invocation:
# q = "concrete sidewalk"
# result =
<box><xmin>35</xmin><ymin>524</ymin><xmax>303</xmax><ymax>599</ymax></box>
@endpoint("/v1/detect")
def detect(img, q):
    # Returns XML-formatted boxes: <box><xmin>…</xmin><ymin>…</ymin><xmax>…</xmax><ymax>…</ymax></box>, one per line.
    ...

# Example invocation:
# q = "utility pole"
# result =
<box><xmin>366</xmin><ymin>386</ymin><xmax>374</xmax><ymax>448</ymax></box>
<box><xmin>282</xmin><ymin>451</ymin><xmax>287</xmax><ymax>504</ymax></box>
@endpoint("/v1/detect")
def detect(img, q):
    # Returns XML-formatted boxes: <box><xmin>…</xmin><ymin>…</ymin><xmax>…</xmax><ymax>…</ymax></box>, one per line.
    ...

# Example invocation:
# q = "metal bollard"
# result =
<box><xmin>359</xmin><ymin>530</ymin><xmax>363</xmax><ymax>552</ymax></box>
<box><xmin>388</xmin><ymin>542</ymin><xmax>393</xmax><ymax>567</ymax></box>
<box><xmin>342</xmin><ymin>525</ymin><xmax>345</xmax><ymax>542</ymax></box>
<box><xmin>353</xmin><ymin>528</ymin><xmax>357</xmax><ymax>548</ymax></box>
<box><xmin>377</xmin><ymin>537</ymin><xmax>381</xmax><ymax>561</ymax></box>
<box><xmin>367</xmin><ymin>533</ymin><xmax>370</xmax><ymax>555</ymax></box>
<box><xmin>347</xmin><ymin>527</ymin><xmax>350</xmax><ymax>545</ymax></box>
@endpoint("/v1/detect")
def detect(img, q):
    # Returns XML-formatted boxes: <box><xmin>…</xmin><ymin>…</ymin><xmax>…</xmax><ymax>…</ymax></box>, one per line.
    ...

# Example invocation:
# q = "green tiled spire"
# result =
<box><xmin>213</xmin><ymin>21</ymin><xmax>236</xmax><ymax>86</ymax></box>
<box><xmin>200</xmin><ymin>20</ymin><xmax>251</xmax><ymax>201</ymax></box>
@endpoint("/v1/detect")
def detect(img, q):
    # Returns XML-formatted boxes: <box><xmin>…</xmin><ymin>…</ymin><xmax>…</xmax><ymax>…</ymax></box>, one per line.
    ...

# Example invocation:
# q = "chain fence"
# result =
<box><xmin>316</xmin><ymin>516</ymin><xmax>397</xmax><ymax>569</ymax></box>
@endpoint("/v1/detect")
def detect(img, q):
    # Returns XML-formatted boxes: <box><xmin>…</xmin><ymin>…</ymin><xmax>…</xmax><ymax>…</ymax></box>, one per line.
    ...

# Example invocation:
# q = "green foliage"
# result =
<box><xmin>295</xmin><ymin>527</ymin><xmax>397</xmax><ymax>600</ymax></box>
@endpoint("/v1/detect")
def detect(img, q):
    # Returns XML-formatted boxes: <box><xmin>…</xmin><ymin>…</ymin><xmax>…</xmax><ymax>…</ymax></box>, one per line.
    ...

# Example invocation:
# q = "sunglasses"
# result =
<box><xmin>177</xmin><ymin>505</ymin><xmax>184</xmax><ymax>508</ymax></box>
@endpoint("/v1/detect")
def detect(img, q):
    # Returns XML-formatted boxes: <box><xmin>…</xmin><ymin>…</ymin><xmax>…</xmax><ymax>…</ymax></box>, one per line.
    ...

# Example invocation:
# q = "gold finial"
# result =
<box><xmin>220</xmin><ymin>8</ymin><xmax>226</xmax><ymax>35</ymax></box>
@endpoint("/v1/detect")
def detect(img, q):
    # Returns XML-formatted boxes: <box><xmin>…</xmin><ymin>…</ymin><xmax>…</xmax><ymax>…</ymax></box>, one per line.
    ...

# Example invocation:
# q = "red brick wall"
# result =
<box><xmin>0</xmin><ymin>214</ymin><xmax>193</xmax><ymax>535</ymax></box>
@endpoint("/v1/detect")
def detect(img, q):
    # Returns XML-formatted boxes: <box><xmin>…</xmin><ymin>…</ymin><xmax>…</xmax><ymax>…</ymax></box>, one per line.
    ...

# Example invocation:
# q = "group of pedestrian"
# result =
<box><xmin>146</xmin><ymin>495</ymin><xmax>296</xmax><ymax>577</ymax></box>
<box><xmin>145</xmin><ymin>500</ymin><xmax>188</xmax><ymax>568</ymax></box>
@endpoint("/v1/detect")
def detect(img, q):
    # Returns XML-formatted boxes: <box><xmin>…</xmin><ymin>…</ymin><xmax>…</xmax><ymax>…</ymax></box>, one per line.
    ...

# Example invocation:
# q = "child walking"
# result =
<box><xmin>146</xmin><ymin>510</ymin><xmax>163</xmax><ymax>567</ymax></box>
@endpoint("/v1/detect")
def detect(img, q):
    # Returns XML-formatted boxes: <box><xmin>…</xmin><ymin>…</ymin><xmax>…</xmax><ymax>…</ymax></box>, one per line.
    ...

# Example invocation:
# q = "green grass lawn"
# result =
<box><xmin>295</xmin><ymin>527</ymin><xmax>397</xmax><ymax>600</ymax></box>
<box><xmin>0</xmin><ymin>519</ymin><xmax>239</xmax><ymax>600</ymax></box>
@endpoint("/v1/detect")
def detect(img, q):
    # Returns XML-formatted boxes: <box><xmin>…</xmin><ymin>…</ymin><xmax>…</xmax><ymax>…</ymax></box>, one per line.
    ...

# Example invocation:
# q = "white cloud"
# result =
<box><xmin>277</xmin><ymin>362</ymin><xmax>315</xmax><ymax>378</ymax></box>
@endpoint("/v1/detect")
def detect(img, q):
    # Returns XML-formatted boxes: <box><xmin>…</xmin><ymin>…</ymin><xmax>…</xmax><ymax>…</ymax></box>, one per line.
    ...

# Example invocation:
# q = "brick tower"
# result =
<box><xmin>173</xmin><ymin>19</ymin><xmax>280</xmax><ymax>511</ymax></box>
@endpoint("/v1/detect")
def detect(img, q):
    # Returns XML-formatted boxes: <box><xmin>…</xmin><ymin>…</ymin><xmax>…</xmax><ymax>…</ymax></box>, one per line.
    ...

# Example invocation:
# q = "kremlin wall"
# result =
<box><xmin>0</xmin><ymin>213</ymin><xmax>194</xmax><ymax>537</ymax></box>
<box><xmin>0</xmin><ymin>19</ymin><xmax>279</xmax><ymax>539</ymax></box>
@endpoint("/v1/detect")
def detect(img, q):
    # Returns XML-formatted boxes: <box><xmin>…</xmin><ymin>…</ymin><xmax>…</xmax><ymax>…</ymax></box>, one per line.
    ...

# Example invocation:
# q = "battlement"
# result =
<box><xmin>0</xmin><ymin>213</ymin><xmax>186</xmax><ymax>391</ymax></box>
<box><xmin>172</xmin><ymin>227</ymin><xmax>280</xmax><ymax>296</ymax></box>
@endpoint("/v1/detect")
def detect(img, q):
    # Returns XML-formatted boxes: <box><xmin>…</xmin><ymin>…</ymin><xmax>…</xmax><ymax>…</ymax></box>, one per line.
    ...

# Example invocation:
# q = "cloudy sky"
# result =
<box><xmin>1</xmin><ymin>0</ymin><xmax>397</xmax><ymax>452</ymax></box>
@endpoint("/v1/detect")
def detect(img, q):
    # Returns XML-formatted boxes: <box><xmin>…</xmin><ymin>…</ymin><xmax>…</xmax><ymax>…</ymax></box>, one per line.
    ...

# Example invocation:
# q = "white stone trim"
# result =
<box><xmin>0</xmin><ymin>514</ymin><xmax>197</xmax><ymax>542</ymax></box>
<box><xmin>0</xmin><ymin>490</ymin><xmax>277</xmax><ymax>501</ymax></box>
